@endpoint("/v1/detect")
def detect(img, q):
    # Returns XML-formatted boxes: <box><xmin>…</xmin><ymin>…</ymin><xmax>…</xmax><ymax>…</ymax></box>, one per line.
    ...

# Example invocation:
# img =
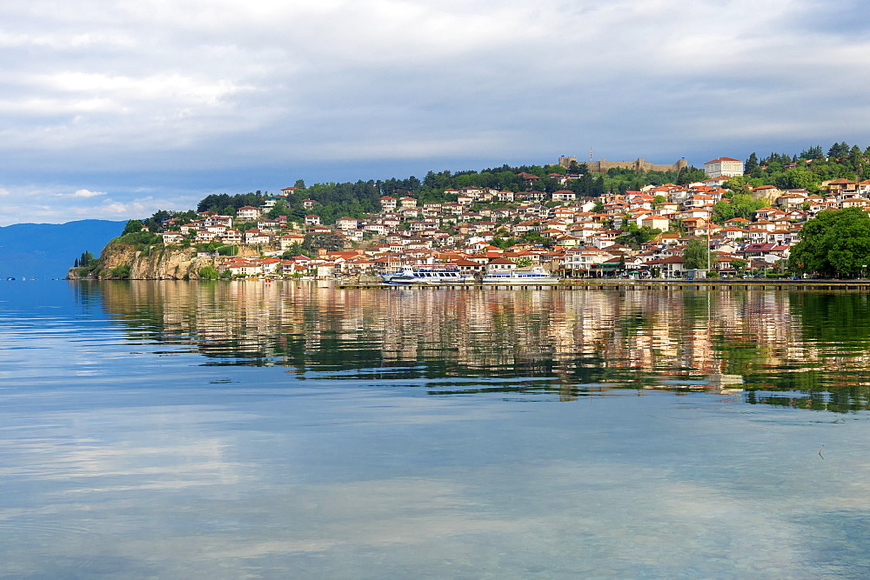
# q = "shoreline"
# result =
<box><xmin>339</xmin><ymin>278</ymin><xmax>870</xmax><ymax>291</ymax></box>
<box><xmin>54</xmin><ymin>277</ymin><xmax>870</xmax><ymax>290</ymax></box>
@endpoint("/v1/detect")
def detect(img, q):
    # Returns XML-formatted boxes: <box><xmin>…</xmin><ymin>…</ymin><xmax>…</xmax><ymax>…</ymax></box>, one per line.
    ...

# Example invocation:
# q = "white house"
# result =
<box><xmin>551</xmin><ymin>190</ymin><xmax>577</xmax><ymax>202</ymax></box>
<box><xmin>237</xmin><ymin>206</ymin><xmax>261</xmax><ymax>221</ymax></box>
<box><xmin>245</xmin><ymin>229</ymin><xmax>271</xmax><ymax>245</ymax></box>
<box><xmin>485</xmin><ymin>257</ymin><xmax>517</xmax><ymax>273</ymax></box>
<box><xmin>641</xmin><ymin>215</ymin><xmax>671</xmax><ymax>231</ymax></box>
<box><xmin>335</xmin><ymin>217</ymin><xmax>359</xmax><ymax>231</ymax></box>
<box><xmin>278</xmin><ymin>234</ymin><xmax>306</xmax><ymax>250</ymax></box>
<box><xmin>220</xmin><ymin>229</ymin><xmax>243</xmax><ymax>244</ymax></box>
<box><xmin>160</xmin><ymin>231</ymin><xmax>185</xmax><ymax>244</ymax></box>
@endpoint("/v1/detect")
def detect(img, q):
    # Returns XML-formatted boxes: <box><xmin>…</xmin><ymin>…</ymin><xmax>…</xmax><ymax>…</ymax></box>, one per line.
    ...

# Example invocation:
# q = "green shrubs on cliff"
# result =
<box><xmin>72</xmin><ymin>251</ymin><xmax>102</xmax><ymax>278</ymax></box>
<box><xmin>73</xmin><ymin>265</ymin><xmax>100</xmax><ymax>278</ymax></box>
<box><xmin>108</xmin><ymin>221</ymin><xmax>162</xmax><ymax>252</ymax></box>
<box><xmin>110</xmin><ymin>264</ymin><xmax>131</xmax><ymax>279</ymax></box>
<box><xmin>199</xmin><ymin>266</ymin><xmax>220</xmax><ymax>280</ymax></box>
<box><xmin>114</xmin><ymin>230</ymin><xmax>162</xmax><ymax>248</ymax></box>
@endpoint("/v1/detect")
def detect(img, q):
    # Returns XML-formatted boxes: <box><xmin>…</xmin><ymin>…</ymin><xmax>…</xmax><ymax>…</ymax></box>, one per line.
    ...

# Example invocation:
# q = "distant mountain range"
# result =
<box><xmin>0</xmin><ymin>220</ymin><xmax>125</xmax><ymax>280</ymax></box>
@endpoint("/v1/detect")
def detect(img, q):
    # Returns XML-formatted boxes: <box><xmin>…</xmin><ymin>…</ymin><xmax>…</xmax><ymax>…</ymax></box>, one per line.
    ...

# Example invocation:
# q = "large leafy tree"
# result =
<box><xmin>267</xmin><ymin>199</ymin><xmax>292</xmax><ymax>219</ymax></box>
<box><xmin>711</xmin><ymin>193</ymin><xmax>766</xmax><ymax>224</ymax></box>
<box><xmin>302</xmin><ymin>232</ymin><xmax>346</xmax><ymax>253</ymax></box>
<box><xmin>723</xmin><ymin>175</ymin><xmax>765</xmax><ymax>195</ymax></box>
<box><xmin>790</xmin><ymin>208</ymin><xmax>870</xmax><ymax>277</ymax></box>
<box><xmin>615</xmin><ymin>224</ymin><xmax>661</xmax><ymax>248</ymax></box>
<box><xmin>197</xmin><ymin>192</ymin><xmax>265</xmax><ymax>214</ymax></box>
<box><xmin>675</xmin><ymin>166</ymin><xmax>708</xmax><ymax>185</ymax></box>
<box><xmin>122</xmin><ymin>219</ymin><xmax>144</xmax><ymax>235</ymax></box>
<box><xmin>683</xmin><ymin>239</ymin><xmax>710</xmax><ymax>270</ymax></box>
<box><xmin>775</xmin><ymin>167</ymin><xmax>820</xmax><ymax>191</ymax></box>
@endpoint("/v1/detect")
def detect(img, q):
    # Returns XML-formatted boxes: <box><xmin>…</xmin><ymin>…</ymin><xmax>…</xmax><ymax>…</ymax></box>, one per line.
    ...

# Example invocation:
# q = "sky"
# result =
<box><xmin>1</xmin><ymin>0</ymin><xmax>869</xmax><ymax>225</ymax></box>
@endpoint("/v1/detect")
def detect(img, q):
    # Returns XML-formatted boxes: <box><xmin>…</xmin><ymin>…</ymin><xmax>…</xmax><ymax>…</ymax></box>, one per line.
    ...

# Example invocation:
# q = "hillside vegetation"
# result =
<box><xmin>128</xmin><ymin>144</ymin><xmax>870</xmax><ymax>231</ymax></box>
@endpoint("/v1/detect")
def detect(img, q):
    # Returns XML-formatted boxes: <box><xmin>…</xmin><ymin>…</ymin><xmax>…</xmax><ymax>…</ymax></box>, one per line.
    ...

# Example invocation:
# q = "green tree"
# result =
<box><xmin>676</xmin><ymin>166</ymin><xmax>707</xmax><ymax>185</ymax></box>
<box><xmin>712</xmin><ymin>193</ymin><xmax>766</xmax><ymax>224</ymax></box>
<box><xmin>723</xmin><ymin>175</ymin><xmax>762</xmax><ymax>195</ymax></box>
<box><xmin>799</xmin><ymin>146</ymin><xmax>823</xmax><ymax>160</ymax></box>
<box><xmin>775</xmin><ymin>167</ymin><xmax>819</xmax><ymax>191</ymax></box>
<box><xmin>490</xmin><ymin>235</ymin><xmax>517</xmax><ymax>249</ymax></box>
<box><xmin>615</xmin><ymin>224</ymin><xmax>661</xmax><ymax>248</ymax></box>
<box><xmin>828</xmin><ymin>142</ymin><xmax>851</xmax><ymax>158</ymax></box>
<box><xmin>520</xmin><ymin>230</ymin><xmax>547</xmax><ymax>245</ymax></box>
<box><xmin>197</xmin><ymin>192</ymin><xmax>264</xmax><ymax>214</ymax></box>
<box><xmin>74</xmin><ymin>251</ymin><xmax>94</xmax><ymax>268</ymax></box>
<box><xmin>199</xmin><ymin>266</ymin><xmax>220</xmax><ymax>280</ymax></box>
<box><xmin>122</xmin><ymin>220</ymin><xmax>143</xmax><ymax>235</ymax></box>
<box><xmin>567</xmin><ymin>161</ymin><xmax>588</xmax><ymax>174</ymax></box>
<box><xmin>790</xmin><ymin>208</ymin><xmax>870</xmax><ymax>277</ymax></box>
<box><xmin>849</xmin><ymin>145</ymin><xmax>865</xmax><ymax>175</ymax></box>
<box><xmin>730</xmin><ymin>258</ymin><xmax>748</xmax><ymax>273</ymax></box>
<box><xmin>302</xmin><ymin>232</ymin><xmax>345</xmax><ymax>253</ymax></box>
<box><xmin>683</xmin><ymin>239</ymin><xmax>709</xmax><ymax>270</ymax></box>
<box><xmin>281</xmin><ymin>243</ymin><xmax>304</xmax><ymax>258</ymax></box>
<box><xmin>745</xmin><ymin>152</ymin><xmax>759</xmax><ymax>173</ymax></box>
<box><xmin>267</xmin><ymin>199</ymin><xmax>291</xmax><ymax>219</ymax></box>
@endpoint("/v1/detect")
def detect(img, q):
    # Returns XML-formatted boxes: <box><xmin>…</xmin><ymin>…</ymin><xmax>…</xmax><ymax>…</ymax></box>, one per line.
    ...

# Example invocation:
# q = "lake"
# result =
<box><xmin>2</xmin><ymin>280</ymin><xmax>870</xmax><ymax>578</ymax></box>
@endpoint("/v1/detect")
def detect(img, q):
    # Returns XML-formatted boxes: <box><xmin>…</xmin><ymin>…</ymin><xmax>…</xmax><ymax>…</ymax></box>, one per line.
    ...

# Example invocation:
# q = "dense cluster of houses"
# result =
<box><xmin>155</xmin><ymin>174</ymin><xmax>870</xmax><ymax>279</ymax></box>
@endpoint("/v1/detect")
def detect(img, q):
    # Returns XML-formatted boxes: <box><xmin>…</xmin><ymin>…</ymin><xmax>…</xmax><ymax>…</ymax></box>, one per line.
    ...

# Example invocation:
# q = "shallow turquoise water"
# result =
<box><xmin>2</xmin><ymin>281</ymin><xmax>870</xmax><ymax>578</ymax></box>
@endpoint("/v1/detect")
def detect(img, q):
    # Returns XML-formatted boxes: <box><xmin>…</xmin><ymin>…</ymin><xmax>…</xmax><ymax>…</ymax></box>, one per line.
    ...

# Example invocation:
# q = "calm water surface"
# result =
<box><xmin>2</xmin><ymin>280</ymin><xmax>870</xmax><ymax>578</ymax></box>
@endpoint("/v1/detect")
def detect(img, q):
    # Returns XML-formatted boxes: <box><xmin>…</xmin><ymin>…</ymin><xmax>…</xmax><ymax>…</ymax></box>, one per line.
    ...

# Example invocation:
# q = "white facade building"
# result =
<box><xmin>704</xmin><ymin>157</ymin><xmax>744</xmax><ymax>178</ymax></box>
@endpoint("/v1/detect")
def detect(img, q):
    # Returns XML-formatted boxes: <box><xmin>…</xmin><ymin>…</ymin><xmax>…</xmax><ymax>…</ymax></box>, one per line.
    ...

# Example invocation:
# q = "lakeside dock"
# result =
<box><xmin>338</xmin><ymin>279</ymin><xmax>870</xmax><ymax>291</ymax></box>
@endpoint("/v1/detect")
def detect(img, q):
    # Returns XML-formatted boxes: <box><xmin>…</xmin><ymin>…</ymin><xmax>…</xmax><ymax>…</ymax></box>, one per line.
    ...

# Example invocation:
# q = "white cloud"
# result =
<box><xmin>0</xmin><ymin>183</ymin><xmax>204</xmax><ymax>226</ymax></box>
<box><xmin>71</xmin><ymin>189</ymin><xmax>106</xmax><ymax>198</ymax></box>
<box><xmin>0</xmin><ymin>0</ymin><xmax>867</xmax><ymax>223</ymax></box>
<box><xmin>100</xmin><ymin>200</ymin><xmax>149</xmax><ymax>216</ymax></box>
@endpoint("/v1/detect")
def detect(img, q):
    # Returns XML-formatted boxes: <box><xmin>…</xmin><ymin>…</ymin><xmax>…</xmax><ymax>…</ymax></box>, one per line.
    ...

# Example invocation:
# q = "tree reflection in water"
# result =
<box><xmin>75</xmin><ymin>281</ymin><xmax>870</xmax><ymax>412</ymax></box>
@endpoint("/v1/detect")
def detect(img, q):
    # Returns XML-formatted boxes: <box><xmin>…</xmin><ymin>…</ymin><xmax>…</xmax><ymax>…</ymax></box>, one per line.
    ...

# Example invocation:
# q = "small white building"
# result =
<box><xmin>551</xmin><ymin>190</ymin><xmax>577</xmax><ymax>203</ymax></box>
<box><xmin>160</xmin><ymin>231</ymin><xmax>185</xmax><ymax>244</ymax></box>
<box><xmin>335</xmin><ymin>217</ymin><xmax>359</xmax><ymax>231</ymax></box>
<box><xmin>237</xmin><ymin>206</ymin><xmax>261</xmax><ymax>221</ymax></box>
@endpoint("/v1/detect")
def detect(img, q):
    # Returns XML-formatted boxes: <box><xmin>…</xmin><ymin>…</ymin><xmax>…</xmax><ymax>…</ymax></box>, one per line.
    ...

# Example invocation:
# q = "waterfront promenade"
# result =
<box><xmin>339</xmin><ymin>278</ymin><xmax>870</xmax><ymax>291</ymax></box>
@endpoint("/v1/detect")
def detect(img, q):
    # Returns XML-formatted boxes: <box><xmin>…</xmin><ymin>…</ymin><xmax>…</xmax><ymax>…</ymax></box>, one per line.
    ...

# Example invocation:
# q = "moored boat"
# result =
<box><xmin>481</xmin><ymin>266</ymin><xmax>560</xmax><ymax>285</ymax></box>
<box><xmin>381</xmin><ymin>265</ymin><xmax>472</xmax><ymax>285</ymax></box>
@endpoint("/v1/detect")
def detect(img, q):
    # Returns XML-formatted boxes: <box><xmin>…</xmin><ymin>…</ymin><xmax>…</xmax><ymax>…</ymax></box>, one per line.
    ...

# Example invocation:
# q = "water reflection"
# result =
<box><xmin>75</xmin><ymin>281</ymin><xmax>870</xmax><ymax>411</ymax></box>
<box><xmin>5</xmin><ymin>281</ymin><xmax>870</xmax><ymax>578</ymax></box>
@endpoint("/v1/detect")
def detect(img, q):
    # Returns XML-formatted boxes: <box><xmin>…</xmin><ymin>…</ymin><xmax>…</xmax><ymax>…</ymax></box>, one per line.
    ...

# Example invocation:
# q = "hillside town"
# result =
<box><xmin>141</xmin><ymin>156</ymin><xmax>870</xmax><ymax>280</ymax></box>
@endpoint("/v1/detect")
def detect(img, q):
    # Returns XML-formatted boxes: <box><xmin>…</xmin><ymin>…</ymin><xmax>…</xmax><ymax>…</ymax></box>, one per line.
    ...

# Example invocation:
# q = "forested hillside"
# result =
<box><xmin>143</xmin><ymin>162</ymin><xmax>705</xmax><ymax>227</ymax></box>
<box><xmin>136</xmin><ymin>143</ymin><xmax>869</xmax><ymax>228</ymax></box>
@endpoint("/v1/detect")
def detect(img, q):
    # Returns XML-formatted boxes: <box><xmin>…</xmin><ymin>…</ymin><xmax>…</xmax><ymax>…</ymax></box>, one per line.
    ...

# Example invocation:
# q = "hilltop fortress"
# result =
<box><xmin>558</xmin><ymin>155</ymin><xmax>688</xmax><ymax>174</ymax></box>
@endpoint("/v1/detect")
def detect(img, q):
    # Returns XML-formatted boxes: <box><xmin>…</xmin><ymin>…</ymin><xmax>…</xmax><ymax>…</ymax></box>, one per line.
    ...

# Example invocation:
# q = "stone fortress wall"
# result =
<box><xmin>558</xmin><ymin>156</ymin><xmax>688</xmax><ymax>174</ymax></box>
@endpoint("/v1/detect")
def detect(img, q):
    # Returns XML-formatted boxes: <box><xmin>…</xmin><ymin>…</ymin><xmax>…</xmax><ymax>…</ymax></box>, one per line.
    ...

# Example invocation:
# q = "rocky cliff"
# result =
<box><xmin>68</xmin><ymin>241</ymin><xmax>260</xmax><ymax>280</ymax></box>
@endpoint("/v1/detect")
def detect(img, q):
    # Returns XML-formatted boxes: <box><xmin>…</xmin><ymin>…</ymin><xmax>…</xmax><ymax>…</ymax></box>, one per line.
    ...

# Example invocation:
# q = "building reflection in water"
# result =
<box><xmin>75</xmin><ymin>281</ymin><xmax>870</xmax><ymax>412</ymax></box>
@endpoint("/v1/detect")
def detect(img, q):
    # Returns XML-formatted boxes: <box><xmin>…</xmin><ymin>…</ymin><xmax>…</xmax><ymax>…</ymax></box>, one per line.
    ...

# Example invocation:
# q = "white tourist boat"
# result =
<box><xmin>481</xmin><ymin>266</ymin><xmax>560</xmax><ymax>285</ymax></box>
<box><xmin>381</xmin><ymin>265</ymin><xmax>473</xmax><ymax>285</ymax></box>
